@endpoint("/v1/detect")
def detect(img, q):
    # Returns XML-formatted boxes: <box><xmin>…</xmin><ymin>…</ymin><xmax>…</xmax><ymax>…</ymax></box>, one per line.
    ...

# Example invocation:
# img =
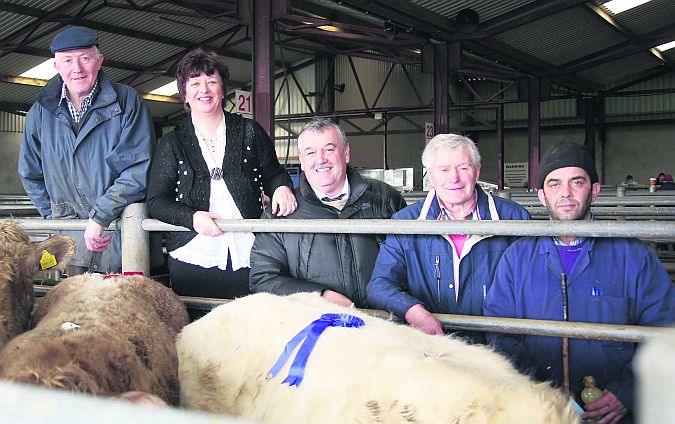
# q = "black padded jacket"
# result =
<box><xmin>249</xmin><ymin>166</ymin><xmax>406</xmax><ymax>307</ymax></box>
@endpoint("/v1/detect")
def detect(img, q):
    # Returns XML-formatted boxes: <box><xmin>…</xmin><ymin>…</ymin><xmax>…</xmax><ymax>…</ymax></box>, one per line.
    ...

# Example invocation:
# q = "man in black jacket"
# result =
<box><xmin>249</xmin><ymin>118</ymin><xmax>406</xmax><ymax>307</ymax></box>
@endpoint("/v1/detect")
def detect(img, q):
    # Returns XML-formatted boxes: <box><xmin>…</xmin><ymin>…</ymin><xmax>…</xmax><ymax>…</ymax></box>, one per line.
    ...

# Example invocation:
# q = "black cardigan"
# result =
<box><xmin>147</xmin><ymin>112</ymin><xmax>292</xmax><ymax>251</ymax></box>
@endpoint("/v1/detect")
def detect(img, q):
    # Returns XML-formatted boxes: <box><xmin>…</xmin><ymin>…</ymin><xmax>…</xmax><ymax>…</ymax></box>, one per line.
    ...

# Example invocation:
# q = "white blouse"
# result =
<box><xmin>170</xmin><ymin>119</ymin><xmax>256</xmax><ymax>271</ymax></box>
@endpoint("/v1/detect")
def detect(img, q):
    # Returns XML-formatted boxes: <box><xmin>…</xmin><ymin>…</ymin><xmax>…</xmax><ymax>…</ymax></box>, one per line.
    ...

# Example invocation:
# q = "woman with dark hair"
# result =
<box><xmin>148</xmin><ymin>47</ymin><xmax>296</xmax><ymax>298</ymax></box>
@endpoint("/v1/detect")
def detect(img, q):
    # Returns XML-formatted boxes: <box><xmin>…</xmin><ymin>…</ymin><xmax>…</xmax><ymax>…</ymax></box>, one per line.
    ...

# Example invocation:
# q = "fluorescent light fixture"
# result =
<box><xmin>603</xmin><ymin>0</ymin><xmax>651</xmax><ymax>14</ymax></box>
<box><xmin>150</xmin><ymin>80</ymin><xmax>178</xmax><ymax>96</ymax></box>
<box><xmin>20</xmin><ymin>59</ymin><xmax>57</xmax><ymax>80</ymax></box>
<box><xmin>656</xmin><ymin>40</ymin><xmax>675</xmax><ymax>51</ymax></box>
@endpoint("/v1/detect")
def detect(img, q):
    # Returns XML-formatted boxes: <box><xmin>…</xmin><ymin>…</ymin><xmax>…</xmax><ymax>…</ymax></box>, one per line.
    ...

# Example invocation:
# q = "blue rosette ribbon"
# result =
<box><xmin>267</xmin><ymin>313</ymin><xmax>364</xmax><ymax>387</ymax></box>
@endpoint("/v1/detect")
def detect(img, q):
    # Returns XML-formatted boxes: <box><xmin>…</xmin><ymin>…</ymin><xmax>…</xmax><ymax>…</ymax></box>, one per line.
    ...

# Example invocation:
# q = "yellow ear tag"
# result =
<box><xmin>40</xmin><ymin>250</ymin><xmax>57</xmax><ymax>270</ymax></box>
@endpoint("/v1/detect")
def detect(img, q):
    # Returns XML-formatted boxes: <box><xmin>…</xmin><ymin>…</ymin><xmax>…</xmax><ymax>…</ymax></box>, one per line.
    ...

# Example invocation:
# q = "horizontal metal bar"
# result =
<box><xmin>10</xmin><ymin>219</ymin><xmax>119</xmax><ymax>231</ymax></box>
<box><xmin>35</xmin><ymin>289</ymin><xmax>657</xmax><ymax>343</ymax></box>
<box><xmin>516</xmin><ymin>198</ymin><xmax>675</xmax><ymax>207</ymax></box>
<box><xmin>526</xmin><ymin>207</ymin><xmax>675</xmax><ymax>217</ymax></box>
<box><xmin>141</xmin><ymin>218</ymin><xmax>675</xmax><ymax>239</ymax></box>
<box><xmin>174</xmin><ymin>296</ymin><xmax>661</xmax><ymax>343</ymax></box>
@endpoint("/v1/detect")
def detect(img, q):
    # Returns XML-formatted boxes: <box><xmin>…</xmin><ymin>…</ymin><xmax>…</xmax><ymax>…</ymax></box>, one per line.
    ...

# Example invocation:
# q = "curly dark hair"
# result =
<box><xmin>175</xmin><ymin>47</ymin><xmax>230</xmax><ymax>112</ymax></box>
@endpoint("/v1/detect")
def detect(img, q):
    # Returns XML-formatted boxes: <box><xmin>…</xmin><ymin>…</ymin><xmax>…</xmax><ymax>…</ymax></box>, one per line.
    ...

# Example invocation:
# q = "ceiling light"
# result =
<box><xmin>150</xmin><ymin>80</ymin><xmax>178</xmax><ymax>96</ymax></box>
<box><xmin>317</xmin><ymin>25</ymin><xmax>342</xmax><ymax>32</ymax></box>
<box><xmin>603</xmin><ymin>0</ymin><xmax>651</xmax><ymax>15</ymax></box>
<box><xmin>656</xmin><ymin>40</ymin><xmax>675</xmax><ymax>51</ymax></box>
<box><xmin>20</xmin><ymin>59</ymin><xmax>57</xmax><ymax>80</ymax></box>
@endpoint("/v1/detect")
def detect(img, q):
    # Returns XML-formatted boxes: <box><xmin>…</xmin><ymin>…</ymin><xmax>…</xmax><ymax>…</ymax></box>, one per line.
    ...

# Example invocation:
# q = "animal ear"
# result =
<box><xmin>30</xmin><ymin>234</ymin><xmax>76</xmax><ymax>273</ymax></box>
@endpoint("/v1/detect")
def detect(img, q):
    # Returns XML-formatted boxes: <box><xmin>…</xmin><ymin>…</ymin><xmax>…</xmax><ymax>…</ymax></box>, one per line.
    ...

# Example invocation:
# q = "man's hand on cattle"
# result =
<box><xmin>322</xmin><ymin>290</ymin><xmax>354</xmax><ymax>307</ymax></box>
<box><xmin>193</xmin><ymin>211</ymin><xmax>223</xmax><ymax>237</ymax></box>
<box><xmin>405</xmin><ymin>304</ymin><xmax>444</xmax><ymax>335</ymax></box>
<box><xmin>84</xmin><ymin>219</ymin><xmax>111</xmax><ymax>252</ymax></box>
<box><xmin>582</xmin><ymin>390</ymin><xmax>628</xmax><ymax>424</ymax></box>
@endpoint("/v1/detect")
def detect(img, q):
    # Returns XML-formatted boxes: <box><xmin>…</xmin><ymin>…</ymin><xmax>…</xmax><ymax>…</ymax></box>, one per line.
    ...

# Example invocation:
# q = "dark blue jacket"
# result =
<box><xmin>18</xmin><ymin>72</ymin><xmax>154</xmax><ymax>271</ymax></box>
<box><xmin>485</xmin><ymin>236</ymin><xmax>674</xmax><ymax>420</ymax></box>
<box><xmin>366</xmin><ymin>186</ymin><xmax>530</xmax><ymax>341</ymax></box>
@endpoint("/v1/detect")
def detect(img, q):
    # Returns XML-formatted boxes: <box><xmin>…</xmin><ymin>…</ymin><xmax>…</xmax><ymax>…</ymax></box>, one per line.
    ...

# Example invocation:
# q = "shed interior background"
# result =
<box><xmin>0</xmin><ymin>0</ymin><xmax>673</xmax><ymax>192</ymax></box>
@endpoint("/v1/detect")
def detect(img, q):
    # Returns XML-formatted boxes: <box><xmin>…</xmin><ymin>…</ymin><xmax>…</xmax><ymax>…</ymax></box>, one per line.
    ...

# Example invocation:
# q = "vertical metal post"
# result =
<box><xmin>383</xmin><ymin>114</ymin><xmax>389</xmax><ymax>170</ymax></box>
<box><xmin>584</xmin><ymin>97</ymin><xmax>596</xmax><ymax>160</ymax></box>
<box><xmin>316</xmin><ymin>55</ymin><xmax>336</xmax><ymax>114</ymax></box>
<box><xmin>496</xmin><ymin>104</ymin><xmax>505</xmax><ymax>190</ymax></box>
<box><xmin>598</xmin><ymin>94</ymin><xmax>606</xmax><ymax>185</ymax></box>
<box><xmin>120</xmin><ymin>203</ymin><xmax>150</xmax><ymax>276</ymax></box>
<box><xmin>527</xmin><ymin>78</ymin><xmax>541</xmax><ymax>189</ymax></box>
<box><xmin>253</xmin><ymin>0</ymin><xmax>274</xmax><ymax>137</ymax></box>
<box><xmin>433</xmin><ymin>43</ymin><xmax>449</xmax><ymax>135</ymax></box>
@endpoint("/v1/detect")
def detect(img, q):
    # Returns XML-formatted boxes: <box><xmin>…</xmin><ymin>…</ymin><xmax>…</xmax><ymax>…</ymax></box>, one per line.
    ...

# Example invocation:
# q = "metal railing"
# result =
<box><xmin>9</xmin><ymin>203</ymin><xmax>675</xmax><ymax>344</ymax></box>
<box><xmin>8</xmin><ymin>203</ymin><xmax>675</xmax><ymax>423</ymax></box>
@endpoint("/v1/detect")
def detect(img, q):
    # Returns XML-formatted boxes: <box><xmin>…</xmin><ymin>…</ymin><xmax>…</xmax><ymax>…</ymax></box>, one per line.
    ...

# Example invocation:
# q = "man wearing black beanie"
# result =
<box><xmin>484</xmin><ymin>140</ymin><xmax>674</xmax><ymax>424</ymax></box>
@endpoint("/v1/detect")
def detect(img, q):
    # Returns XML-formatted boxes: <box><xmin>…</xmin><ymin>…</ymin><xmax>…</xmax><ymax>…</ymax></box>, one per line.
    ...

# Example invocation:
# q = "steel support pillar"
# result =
<box><xmin>584</xmin><ymin>96</ymin><xmax>597</xmax><ymax>159</ymax></box>
<box><xmin>527</xmin><ymin>78</ymin><xmax>541</xmax><ymax>189</ymax></box>
<box><xmin>598</xmin><ymin>94</ymin><xmax>606</xmax><ymax>184</ymax></box>
<box><xmin>252</xmin><ymin>0</ymin><xmax>274</xmax><ymax>137</ymax></box>
<box><xmin>433</xmin><ymin>44</ymin><xmax>450</xmax><ymax>135</ymax></box>
<box><xmin>315</xmin><ymin>55</ymin><xmax>336</xmax><ymax>114</ymax></box>
<box><xmin>120</xmin><ymin>203</ymin><xmax>150</xmax><ymax>276</ymax></box>
<box><xmin>496</xmin><ymin>104</ymin><xmax>505</xmax><ymax>189</ymax></box>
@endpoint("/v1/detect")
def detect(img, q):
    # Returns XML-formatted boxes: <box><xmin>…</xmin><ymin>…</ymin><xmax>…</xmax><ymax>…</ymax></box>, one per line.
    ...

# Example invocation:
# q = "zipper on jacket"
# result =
<box><xmin>434</xmin><ymin>255</ymin><xmax>441</xmax><ymax>303</ymax></box>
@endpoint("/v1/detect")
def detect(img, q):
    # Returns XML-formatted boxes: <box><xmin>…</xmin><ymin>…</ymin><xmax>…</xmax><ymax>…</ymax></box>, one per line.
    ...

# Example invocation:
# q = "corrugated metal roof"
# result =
<box><xmin>98</xmin><ymin>32</ymin><xmax>185</xmax><ymax>68</ymax></box>
<box><xmin>495</xmin><ymin>7</ymin><xmax>626</xmax><ymax>66</ymax></box>
<box><xmin>0</xmin><ymin>53</ymin><xmax>46</xmax><ymax>76</ymax></box>
<box><xmin>0</xmin><ymin>81</ymin><xmax>41</xmax><ymax>105</ymax></box>
<box><xmin>577</xmin><ymin>51</ymin><xmax>660</xmax><ymax>88</ymax></box>
<box><xmin>0</xmin><ymin>11</ymin><xmax>35</xmax><ymax>39</ymax></box>
<box><xmin>10</xmin><ymin>0</ymin><xmax>70</xmax><ymax>9</ymax></box>
<box><xmin>85</xmin><ymin>5</ymin><xmax>238</xmax><ymax>44</ymax></box>
<box><xmin>410</xmin><ymin>0</ymin><xmax>536</xmax><ymax>22</ymax></box>
<box><xmin>596</xmin><ymin>0</ymin><xmax>675</xmax><ymax>37</ymax></box>
<box><xmin>100</xmin><ymin>67</ymin><xmax>134</xmax><ymax>83</ymax></box>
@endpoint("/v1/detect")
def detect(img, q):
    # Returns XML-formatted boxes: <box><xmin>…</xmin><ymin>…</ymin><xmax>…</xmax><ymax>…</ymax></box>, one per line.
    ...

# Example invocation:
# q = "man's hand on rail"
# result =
<box><xmin>583</xmin><ymin>390</ymin><xmax>628</xmax><ymax>424</ymax></box>
<box><xmin>405</xmin><ymin>304</ymin><xmax>444</xmax><ymax>335</ymax></box>
<box><xmin>192</xmin><ymin>211</ymin><xmax>223</xmax><ymax>237</ymax></box>
<box><xmin>322</xmin><ymin>290</ymin><xmax>354</xmax><ymax>307</ymax></box>
<box><xmin>84</xmin><ymin>219</ymin><xmax>110</xmax><ymax>252</ymax></box>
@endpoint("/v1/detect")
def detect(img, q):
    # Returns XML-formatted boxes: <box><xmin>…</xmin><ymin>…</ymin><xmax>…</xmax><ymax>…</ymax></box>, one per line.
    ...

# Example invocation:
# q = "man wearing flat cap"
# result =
<box><xmin>484</xmin><ymin>140</ymin><xmax>674</xmax><ymax>424</ymax></box>
<box><xmin>18</xmin><ymin>26</ymin><xmax>155</xmax><ymax>275</ymax></box>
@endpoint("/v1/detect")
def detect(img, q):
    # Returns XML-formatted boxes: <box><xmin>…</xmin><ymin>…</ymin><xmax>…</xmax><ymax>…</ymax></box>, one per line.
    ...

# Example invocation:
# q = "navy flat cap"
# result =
<box><xmin>50</xmin><ymin>26</ymin><xmax>99</xmax><ymax>54</ymax></box>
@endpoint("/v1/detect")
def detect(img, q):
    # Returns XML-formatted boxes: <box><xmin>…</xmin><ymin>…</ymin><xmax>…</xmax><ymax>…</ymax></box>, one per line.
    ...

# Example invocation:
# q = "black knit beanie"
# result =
<box><xmin>537</xmin><ymin>140</ymin><xmax>598</xmax><ymax>189</ymax></box>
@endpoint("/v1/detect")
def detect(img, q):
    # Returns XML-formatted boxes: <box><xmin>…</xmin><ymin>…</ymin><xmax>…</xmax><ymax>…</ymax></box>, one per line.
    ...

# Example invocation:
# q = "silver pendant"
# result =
<box><xmin>210</xmin><ymin>167</ymin><xmax>223</xmax><ymax>180</ymax></box>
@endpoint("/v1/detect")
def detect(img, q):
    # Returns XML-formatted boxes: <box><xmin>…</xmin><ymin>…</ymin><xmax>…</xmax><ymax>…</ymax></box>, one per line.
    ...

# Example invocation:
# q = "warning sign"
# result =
<box><xmin>504</xmin><ymin>162</ymin><xmax>528</xmax><ymax>188</ymax></box>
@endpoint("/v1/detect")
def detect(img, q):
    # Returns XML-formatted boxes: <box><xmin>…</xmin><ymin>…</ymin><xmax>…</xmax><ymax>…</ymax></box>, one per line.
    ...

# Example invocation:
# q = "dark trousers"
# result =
<box><xmin>168</xmin><ymin>255</ymin><xmax>250</xmax><ymax>299</ymax></box>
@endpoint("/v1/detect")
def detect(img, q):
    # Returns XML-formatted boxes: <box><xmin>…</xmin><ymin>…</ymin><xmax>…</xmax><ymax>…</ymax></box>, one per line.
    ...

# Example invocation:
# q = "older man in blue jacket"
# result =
<box><xmin>18</xmin><ymin>26</ymin><xmax>154</xmax><ymax>275</ymax></box>
<box><xmin>367</xmin><ymin>134</ymin><xmax>530</xmax><ymax>340</ymax></box>
<box><xmin>485</xmin><ymin>140</ymin><xmax>674</xmax><ymax>424</ymax></box>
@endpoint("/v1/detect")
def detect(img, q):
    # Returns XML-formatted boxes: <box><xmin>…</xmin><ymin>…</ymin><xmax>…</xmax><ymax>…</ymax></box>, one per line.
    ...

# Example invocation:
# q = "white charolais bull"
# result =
<box><xmin>177</xmin><ymin>292</ymin><xmax>577</xmax><ymax>424</ymax></box>
<box><xmin>0</xmin><ymin>221</ymin><xmax>74</xmax><ymax>349</ymax></box>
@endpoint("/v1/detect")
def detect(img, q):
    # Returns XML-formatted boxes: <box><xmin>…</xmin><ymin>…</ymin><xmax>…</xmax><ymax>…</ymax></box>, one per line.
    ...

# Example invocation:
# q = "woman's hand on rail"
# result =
<box><xmin>271</xmin><ymin>186</ymin><xmax>297</xmax><ymax>217</ymax></box>
<box><xmin>193</xmin><ymin>211</ymin><xmax>223</xmax><ymax>237</ymax></box>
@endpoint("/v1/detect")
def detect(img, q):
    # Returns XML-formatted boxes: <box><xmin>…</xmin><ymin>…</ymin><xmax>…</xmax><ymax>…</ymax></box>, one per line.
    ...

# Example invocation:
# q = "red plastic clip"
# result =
<box><xmin>103</xmin><ymin>271</ymin><xmax>145</xmax><ymax>280</ymax></box>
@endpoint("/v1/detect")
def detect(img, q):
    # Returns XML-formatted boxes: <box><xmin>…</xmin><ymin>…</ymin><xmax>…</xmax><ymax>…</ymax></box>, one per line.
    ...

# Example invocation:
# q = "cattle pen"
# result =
<box><xmin>2</xmin><ymin>198</ymin><xmax>674</xmax><ymax>423</ymax></box>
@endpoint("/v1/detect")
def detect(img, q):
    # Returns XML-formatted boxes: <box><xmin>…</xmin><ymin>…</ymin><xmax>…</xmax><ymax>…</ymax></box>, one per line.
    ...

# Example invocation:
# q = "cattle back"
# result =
<box><xmin>177</xmin><ymin>292</ymin><xmax>577</xmax><ymax>424</ymax></box>
<box><xmin>0</xmin><ymin>274</ymin><xmax>189</xmax><ymax>405</ymax></box>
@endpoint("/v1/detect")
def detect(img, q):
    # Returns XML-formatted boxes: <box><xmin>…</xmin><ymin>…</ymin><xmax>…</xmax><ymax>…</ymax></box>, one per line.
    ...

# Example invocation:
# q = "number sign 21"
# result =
<box><xmin>235</xmin><ymin>90</ymin><xmax>253</xmax><ymax>118</ymax></box>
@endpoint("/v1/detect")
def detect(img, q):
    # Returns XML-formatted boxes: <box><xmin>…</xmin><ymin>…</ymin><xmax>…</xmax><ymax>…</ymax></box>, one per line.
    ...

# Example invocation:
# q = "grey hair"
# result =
<box><xmin>421</xmin><ymin>133</ymin><xmax>481</xmax><ymax>169</ymax></box>
<box><xmin>298</xmin><ymin>117</ymin><xmax>348</xmax><ymax>150</ymax></box>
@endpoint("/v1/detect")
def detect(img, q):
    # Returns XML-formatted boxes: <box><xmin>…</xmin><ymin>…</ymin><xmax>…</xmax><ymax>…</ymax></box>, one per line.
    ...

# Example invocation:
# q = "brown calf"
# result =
<box><xmin>0</xmin><ymin>274</ymin><xmax>189</xmax><ymax>405</ymax></box>
<box><xmin>0</xmin><ymin>221</ymin><xmax>74</xmax><ymax>348</ymax></box>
